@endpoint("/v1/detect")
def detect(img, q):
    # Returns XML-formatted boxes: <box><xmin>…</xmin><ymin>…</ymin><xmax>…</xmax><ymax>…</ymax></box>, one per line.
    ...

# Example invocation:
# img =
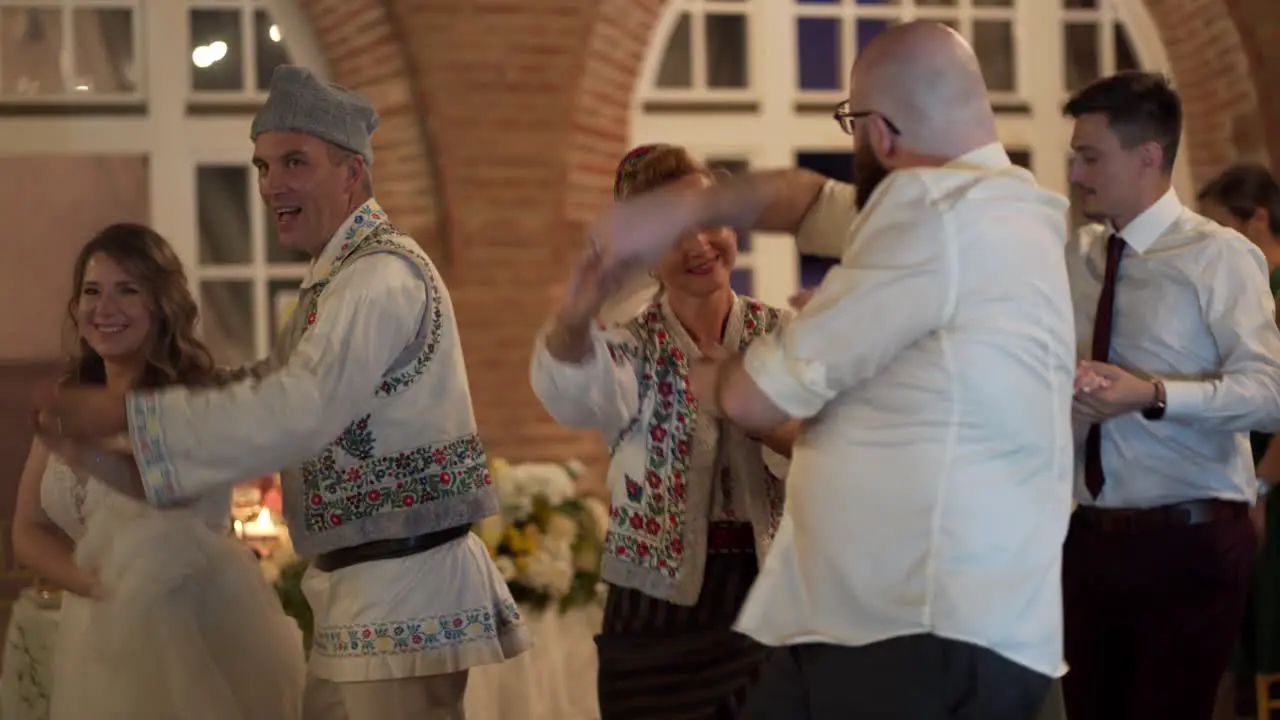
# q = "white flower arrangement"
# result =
<box><xmin>476</xmin><ymin>458</ymin><xmax>608</xmax><ymax>612</ymax></box>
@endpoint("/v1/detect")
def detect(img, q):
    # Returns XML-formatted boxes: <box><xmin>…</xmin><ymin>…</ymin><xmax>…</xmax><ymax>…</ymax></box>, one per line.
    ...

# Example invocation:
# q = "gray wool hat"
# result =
<box><xmin>250</xmin><ymin>65</ymin><xmax>381</xmax><ymax>166</ymax></box>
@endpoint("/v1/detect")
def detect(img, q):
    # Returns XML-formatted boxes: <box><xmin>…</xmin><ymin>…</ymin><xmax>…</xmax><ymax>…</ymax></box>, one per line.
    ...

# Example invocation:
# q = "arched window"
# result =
<box><xmin>0</xmin><ymin>0</ymin><xmax>328</xmax><ymax>364</ymax></box>
<box><xmin>633</xmin><ymin>0</ymin><xmax>1194</xmax><ymax>306</ymax></box>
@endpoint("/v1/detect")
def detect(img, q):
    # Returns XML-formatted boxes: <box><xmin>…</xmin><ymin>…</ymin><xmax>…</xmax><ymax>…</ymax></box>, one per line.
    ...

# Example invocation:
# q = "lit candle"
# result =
<box><xmin>244</xmin><ymin>508</ymin><xmax>279</xmax><ymax>539</ymax></box>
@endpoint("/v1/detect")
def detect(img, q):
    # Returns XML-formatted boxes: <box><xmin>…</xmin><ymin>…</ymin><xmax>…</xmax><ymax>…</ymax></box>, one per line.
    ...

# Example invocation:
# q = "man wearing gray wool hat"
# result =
<box><xmin>31</xmin><ymin>65</ymin><xmax>530</xmax><ymax>719</ymax></box>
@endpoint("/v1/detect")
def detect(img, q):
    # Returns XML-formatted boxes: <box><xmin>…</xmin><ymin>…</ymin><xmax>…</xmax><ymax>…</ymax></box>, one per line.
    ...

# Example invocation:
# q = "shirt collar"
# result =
<box><xmin>301</xmin><ymin>198</ymin><xmax>387</xmax><ymax>288</ymax></box>
<box><xmin>1110</xmin><ymin>187</ymin><xmax>1181</xmax><ymax>255</ymax></box>
<box><xmin>946</xmin><ymin>142</ymin><xmax>1014</xmax><ymax>171</ymax></box>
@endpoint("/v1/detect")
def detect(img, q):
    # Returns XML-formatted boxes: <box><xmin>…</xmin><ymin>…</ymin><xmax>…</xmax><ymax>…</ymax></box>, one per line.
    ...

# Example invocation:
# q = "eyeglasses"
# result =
<box><xmin>833</xmin><ymin>101</ymin><xmax>902</xmax><ymax>137</ymax></box>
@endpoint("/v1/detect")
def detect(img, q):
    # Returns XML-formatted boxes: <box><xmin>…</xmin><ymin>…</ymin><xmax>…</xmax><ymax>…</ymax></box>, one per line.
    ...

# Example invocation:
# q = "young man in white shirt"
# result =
<box><xmin>581</xmin><ymin>21</ymin><xmax>1077</xmax><ymax>720</ymax></box>
<box><xmin>1060</xmin><ymin>71</ymin><xmax>1280</xmax><ymax>720</ymax></box>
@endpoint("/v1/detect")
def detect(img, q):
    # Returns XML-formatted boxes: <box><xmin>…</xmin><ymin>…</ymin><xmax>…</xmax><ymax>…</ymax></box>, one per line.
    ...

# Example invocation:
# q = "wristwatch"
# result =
<box><xmin>1259</xmin><ymin>478</ymin><xmax>1273</xmax><ymax>499</ymax></box>
<box><xmin>1141</xmin><ymin>379</ymin><xmax>1167</xmax><ymax>421</ymax></box>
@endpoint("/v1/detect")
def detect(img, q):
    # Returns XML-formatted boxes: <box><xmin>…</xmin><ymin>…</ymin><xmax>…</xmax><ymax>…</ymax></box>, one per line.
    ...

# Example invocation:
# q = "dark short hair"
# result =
<box><xmin>1198</xmin><ymin>162</ymin><xmax>1280</xmax><ymax>236</ymax></box>
<box><xmin>1063</xmin><ymin>71</ymin><xmax>1182</xmax><ymax>174</ymax></box>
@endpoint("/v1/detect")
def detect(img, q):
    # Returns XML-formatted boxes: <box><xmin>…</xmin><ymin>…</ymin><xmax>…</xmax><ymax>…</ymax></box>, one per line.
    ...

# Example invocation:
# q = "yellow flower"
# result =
<box><xmin>475</xmin><ymin>515</ymin><xmax>506</xmax><ymax>549</ymax></box>
<box><xmin>505</xmin><ymin>526</ymin><xmax>540</xmax><ymax>555</ymax></box>
<box><xmin>490</xmin><ymin>458</ymin><xmax>510</xmax><ymax>475</ymax></box>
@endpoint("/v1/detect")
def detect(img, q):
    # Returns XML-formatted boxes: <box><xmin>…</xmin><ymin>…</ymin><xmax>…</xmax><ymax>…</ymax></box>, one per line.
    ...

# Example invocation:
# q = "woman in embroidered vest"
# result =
<box><xmin>1198</xmin><ymin>163</ymin><xmax>1280</xmax><ymax>719</ymax></box>
<box><xmin>12</xmin><ymin>224</ymin><xmax>306</xmax><ymax>719</ymax></box>
<box><xmin>532</xmin><ymin>144</ymin><xmax>795</xmax><ymax>719</ymax></box>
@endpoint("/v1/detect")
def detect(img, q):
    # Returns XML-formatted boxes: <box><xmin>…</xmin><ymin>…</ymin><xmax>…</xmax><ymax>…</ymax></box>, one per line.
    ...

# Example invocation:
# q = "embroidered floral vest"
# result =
<box><xmin>275</xmin><ymin>203</ymin><xmax>498</xmax><ymax>556</ymax></box>
<box><xmin>599</xmin><ymin>297</ymin><xmax>786</xmax><ymax>605</ymax></box>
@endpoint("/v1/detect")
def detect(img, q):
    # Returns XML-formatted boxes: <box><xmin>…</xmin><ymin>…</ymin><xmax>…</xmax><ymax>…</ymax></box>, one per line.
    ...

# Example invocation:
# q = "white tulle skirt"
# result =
<box><xmin>48</xmin><ymin>505</ymin><xmax>307</xmax><ymax>720</ymax></box>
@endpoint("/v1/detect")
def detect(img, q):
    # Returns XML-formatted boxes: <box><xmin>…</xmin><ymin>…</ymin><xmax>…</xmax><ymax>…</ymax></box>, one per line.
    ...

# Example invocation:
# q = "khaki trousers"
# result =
<box><xmin>303</xmin><ymin>671</ymin><xmax>469</xmax><ymax>720</ymax></box>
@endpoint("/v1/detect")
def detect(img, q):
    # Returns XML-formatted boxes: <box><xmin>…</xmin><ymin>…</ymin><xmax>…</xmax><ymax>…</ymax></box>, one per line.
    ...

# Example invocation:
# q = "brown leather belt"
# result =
<box><xmin>313</xmin><ymin>524</ymin><xmax>472</xmax><ymax>573</ymax></box>
<box><xmin>1073</xmin><ymin>499</ymin><xmax>1248</xmax><ymax>535</ymax></box>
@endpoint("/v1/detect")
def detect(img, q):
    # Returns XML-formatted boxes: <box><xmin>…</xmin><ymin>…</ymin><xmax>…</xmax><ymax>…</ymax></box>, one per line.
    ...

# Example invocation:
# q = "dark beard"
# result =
<box><xmin>854</xmin><ymin>151</ymin><xmax>891</xmax><ymax>209</ymax></box>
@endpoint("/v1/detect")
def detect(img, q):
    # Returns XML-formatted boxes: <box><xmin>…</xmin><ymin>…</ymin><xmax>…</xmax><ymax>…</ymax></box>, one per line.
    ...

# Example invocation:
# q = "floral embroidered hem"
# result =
<box><xmin>311</xmin><ymin>600</ymin><xmax>530</xmax><ymax>681</ymax></box>
<box><xmin>301</xmin><ymin>532</ymin><xmax>533</xmax><ymax>683</ymax></box>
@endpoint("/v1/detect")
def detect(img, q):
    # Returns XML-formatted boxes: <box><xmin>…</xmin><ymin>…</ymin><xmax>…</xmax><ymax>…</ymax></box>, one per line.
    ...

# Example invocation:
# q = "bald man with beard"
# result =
<box><xmin>582</xmin><ymin>21</ymin><xmax>1074</xmax><ymax>720</ymax></box>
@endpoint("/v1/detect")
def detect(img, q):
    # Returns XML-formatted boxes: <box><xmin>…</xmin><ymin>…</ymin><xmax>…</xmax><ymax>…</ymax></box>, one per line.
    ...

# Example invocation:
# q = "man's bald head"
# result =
<box><xmin>849</xmin><ymin>21</ymin><xmax>997</xmax><ymax>163</ymax></box>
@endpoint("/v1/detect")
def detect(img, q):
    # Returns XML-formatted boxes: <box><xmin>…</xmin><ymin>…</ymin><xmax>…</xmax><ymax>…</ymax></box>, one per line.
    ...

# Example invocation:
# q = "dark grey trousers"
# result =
<box><xmin>742</xmin><ymin>634</ymin><xmax>1052</xmax><ymax>720</ymax></box>
<box><xmin>1036</xmin><ymin>680</ymin><xmax>1067</xmax><ymax>720</ymax></box>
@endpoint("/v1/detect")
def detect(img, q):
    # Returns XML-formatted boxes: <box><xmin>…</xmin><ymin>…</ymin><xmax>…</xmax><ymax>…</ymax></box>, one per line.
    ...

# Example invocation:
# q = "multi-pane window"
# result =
<box><xmin>794</xmin><ymin>0</ymin><xmax>1019</xmax><ymax>101</ymax></box>
<box><xmin>635</xmin><ymin>0</ymin><xmax>1176</xmax><ymax>308</ymax></box>
<box><xmin>653</xmin><ymin>0</ymin><xmax>752</xmax><ymax>95</ymax></box>
<box><xmin>187</xmin><ymin>1</ymin><xmax>305</xmax><ymax>363</ymax></box>
<box><xmin>195</xmin><ymin>162</ymin><xmax>308</xmax><ymax>365</ymax></box>
<box><xmin>189</xmin><ymin>0</ymin><xmax>292</xmax><ymax>98</ymax></box>
<box><xmin>0</xmin><ymin>1</ymin><xmax>141</xmax><ymax>100</ymax></box>
<box><xmin>1062</xmin><ymin>0</ymin><xmax>1140</xmax><ymax>94</ymax></box>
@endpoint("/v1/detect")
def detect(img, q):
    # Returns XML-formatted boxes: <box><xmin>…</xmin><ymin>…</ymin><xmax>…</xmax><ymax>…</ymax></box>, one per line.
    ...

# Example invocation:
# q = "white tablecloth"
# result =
<box><xmin>0</xmin><ymin>590</ymin><xmax>60</xmax><ymax>720</ymax></box>
<box><xmin>465</xmin><ymin>604</ymin><xmax>603</xmax><ymax>720</ymax></box>
<box><xmin>0</xmin><ymin>592</ymin><xmax>604</xmax><ymax>720</ymax></box>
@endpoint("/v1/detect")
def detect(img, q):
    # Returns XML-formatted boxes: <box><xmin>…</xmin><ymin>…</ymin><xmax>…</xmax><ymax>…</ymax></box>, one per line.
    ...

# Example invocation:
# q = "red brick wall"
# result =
<box><xmin>0</xmin><ymin>156</ymin><xmax>149</xmax><ymax>362</ymax></box>
<box><xmin>291</xmin><ymin>0</ymin><xmax>1280</xmax><ymax>476</ymax></box>
<box><xmin>1222</xmin><ymin>0</ymin><xmax>1280</xmax><ymax>172</ymax></box>
<box><xmin>0</xmin><ymin>363</ymin><xmax>61</xmax><ymax>625</ymax></box>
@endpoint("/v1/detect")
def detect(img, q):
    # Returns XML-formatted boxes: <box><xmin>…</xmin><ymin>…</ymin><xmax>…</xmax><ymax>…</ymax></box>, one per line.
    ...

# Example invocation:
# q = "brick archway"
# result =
<box><xmin>1141</xmin><ymin>0</ymin><xmax>1275</xmax><ymax>185</ymax></box>
<box><xmin>295</xmin><ymin>0</ymin><xmax>449</xmax><ymax>266</ymax></box>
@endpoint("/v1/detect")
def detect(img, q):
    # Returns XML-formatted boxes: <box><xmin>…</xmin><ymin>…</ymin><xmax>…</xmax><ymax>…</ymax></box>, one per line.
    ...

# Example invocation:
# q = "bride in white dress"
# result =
<box><xmin>12</xmin><ymin>223</ymin><xmax>306</xmax><ymax>719</ymax></box>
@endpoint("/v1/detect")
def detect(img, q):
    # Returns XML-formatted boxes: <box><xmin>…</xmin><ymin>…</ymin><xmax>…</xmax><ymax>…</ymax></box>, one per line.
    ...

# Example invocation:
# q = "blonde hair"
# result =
<box><xmin>613</xmin><ymin>144</ymin><xmax>711</xmax><ymax>200</ymax></box>
<box><xmin>611</xmin><ymin>144</ymin><xmax>721</xmax><ymax>304</ymax></box>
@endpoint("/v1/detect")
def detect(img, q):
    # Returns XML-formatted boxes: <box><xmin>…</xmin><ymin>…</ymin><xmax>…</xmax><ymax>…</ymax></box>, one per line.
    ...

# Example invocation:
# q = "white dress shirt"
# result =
<box><xmin>734</xmin><ymin>144</ymin><xmax>1076</xmax><ymax>678</ymax></box>
<box><xmin>1067</xmin><ymin>189</ymin><xmax>1280</xmax><ymax>508</ymax></box>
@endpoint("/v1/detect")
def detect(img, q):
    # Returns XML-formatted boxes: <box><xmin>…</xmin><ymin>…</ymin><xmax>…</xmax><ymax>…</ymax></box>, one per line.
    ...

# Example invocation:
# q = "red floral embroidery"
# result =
<box><xmin>604</xmin><ymin>299</ymin><xmax>783</xmax><ymax>580</ymax></box>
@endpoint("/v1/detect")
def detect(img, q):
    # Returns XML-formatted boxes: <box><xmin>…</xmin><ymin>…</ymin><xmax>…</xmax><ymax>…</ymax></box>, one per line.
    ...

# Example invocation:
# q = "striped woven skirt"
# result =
<box><xmin>595</xmin><ymin>522</ymin><xmax>767</xmax><ymax>720</ymax></box>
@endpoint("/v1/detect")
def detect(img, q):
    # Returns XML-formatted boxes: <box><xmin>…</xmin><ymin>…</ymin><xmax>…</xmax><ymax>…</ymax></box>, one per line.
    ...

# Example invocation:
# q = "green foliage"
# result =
<box><xmin>273</xmin><ymin>558</ymin><xmax>314</xmax><ymax>656</ymax></box>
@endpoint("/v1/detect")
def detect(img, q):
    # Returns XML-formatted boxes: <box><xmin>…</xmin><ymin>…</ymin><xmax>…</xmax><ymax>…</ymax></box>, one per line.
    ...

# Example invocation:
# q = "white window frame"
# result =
<box><xmin>0</xmin><ymin>0</ymin><xmax>328</xmax><ymax>359</ymax></box>
<box><xmin>633</xmin><ymin>0</ymin><xmax>1194</xmax><ymax>307</ymax></box>
<box><xmin>0</xmin><ymin>0</ymin><xmax>147</xmax><ymax>103</ymax></box>
<box><xmin>791</xmin><ymin>0</ymin><xmax>1024</xmax><ymax>109</ymax></box>
<box><xmin>644</xmin><ymin>0</ymin><xmax>758</xmax><ymax>105</ymax></box>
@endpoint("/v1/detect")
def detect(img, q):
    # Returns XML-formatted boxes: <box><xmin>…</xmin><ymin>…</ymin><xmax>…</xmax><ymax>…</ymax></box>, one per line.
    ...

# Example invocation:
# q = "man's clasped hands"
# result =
<box><xmin>1073</xmin><ymin>360</ymin><xmax>1162</xmax><ymax>425</ymax></box>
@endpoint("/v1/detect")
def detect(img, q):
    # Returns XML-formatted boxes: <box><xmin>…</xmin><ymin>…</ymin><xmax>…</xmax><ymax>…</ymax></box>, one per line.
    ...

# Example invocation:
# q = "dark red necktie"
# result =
<box><xmin>1084</xmin><ymin>234</ymin><xmax>1126</xmax><ymax>498</ymax></box>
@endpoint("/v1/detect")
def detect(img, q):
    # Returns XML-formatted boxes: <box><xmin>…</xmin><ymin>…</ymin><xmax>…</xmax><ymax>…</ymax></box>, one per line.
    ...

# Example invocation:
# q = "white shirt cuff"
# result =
<box><xmin>742</xmin><ymin>333</ymin><xmax>831</xmax><ymax>419</ymax></box>
<box><xmin>1161</xmin><ymin>379</ymin><xmax>1207</xmax><ymax>421</ymax></box>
